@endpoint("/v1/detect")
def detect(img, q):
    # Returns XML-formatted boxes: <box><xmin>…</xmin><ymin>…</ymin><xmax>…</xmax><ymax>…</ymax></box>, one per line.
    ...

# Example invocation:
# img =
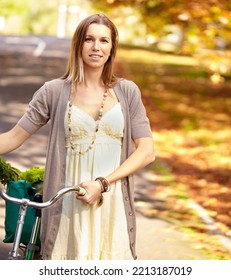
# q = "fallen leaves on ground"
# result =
<box><xmin>117</xmin><ymin>50</ymin><xmax>231</xmax><ymax>259</ymax></box>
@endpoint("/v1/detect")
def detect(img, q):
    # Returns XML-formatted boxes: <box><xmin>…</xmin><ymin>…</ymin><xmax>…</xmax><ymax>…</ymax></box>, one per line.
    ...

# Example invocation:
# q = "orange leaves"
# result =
<box><xmin>116</xmin><ymin>47</ymin><xmax>231</xmax><ymax>258</ymax></box>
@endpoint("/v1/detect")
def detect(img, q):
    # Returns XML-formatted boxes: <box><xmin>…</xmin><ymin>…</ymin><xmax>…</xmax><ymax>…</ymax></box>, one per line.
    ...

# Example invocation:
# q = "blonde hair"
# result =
<box><xmin>62</xmin><ymin>13</ymin><xmax>119</xmax><ymax>87</ymax></box>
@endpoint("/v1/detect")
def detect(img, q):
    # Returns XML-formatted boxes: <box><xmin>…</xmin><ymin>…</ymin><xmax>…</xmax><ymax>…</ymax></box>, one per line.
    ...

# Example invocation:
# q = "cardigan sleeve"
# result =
<box><xmin>128</xmin><ymin>82</ymin><xmax>152</xmax><ymax>140</ymax></box>
<box><xmin>17</xmin><ymin>83</ymin><xmax>51</xmax><ymax>134</ymax></box>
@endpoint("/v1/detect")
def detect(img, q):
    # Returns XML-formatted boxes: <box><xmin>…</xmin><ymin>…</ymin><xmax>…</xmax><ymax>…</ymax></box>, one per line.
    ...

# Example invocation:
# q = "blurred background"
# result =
<box><xmin>0</xmin><ymin>0</ymin><xmax>231</xmax><ymax>259</ymax></box>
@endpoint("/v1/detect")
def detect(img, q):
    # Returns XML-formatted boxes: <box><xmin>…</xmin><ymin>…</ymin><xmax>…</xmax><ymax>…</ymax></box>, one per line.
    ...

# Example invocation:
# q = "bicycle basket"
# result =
<box><xmin>3</xmin><ymin>180</ymin><xmax>40</xmax><ymax>246</ymax></box>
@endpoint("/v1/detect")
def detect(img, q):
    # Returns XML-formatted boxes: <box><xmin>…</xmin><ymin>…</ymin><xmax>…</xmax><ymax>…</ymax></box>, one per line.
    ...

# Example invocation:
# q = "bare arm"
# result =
<box><xmin>106</xmin><ymin>137</ymin><xmax>155</xmax><ymax>184</ymax></box>
<box><xmin>0</xmin><ymin>124</ymin><xmax>31</xmax><ymax>155</ymax></box>
<box><xmin>77</xmin><ymin>137</ymin><xmax>155</xmax><ymax>204</ymax></box>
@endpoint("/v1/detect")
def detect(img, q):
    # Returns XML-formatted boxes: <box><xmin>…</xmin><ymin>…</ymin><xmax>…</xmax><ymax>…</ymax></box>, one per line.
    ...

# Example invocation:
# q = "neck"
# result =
<box><xmin>82</xmin><ymin>67</ymin><xmax>104</xmax><ymax>89</ymax></box>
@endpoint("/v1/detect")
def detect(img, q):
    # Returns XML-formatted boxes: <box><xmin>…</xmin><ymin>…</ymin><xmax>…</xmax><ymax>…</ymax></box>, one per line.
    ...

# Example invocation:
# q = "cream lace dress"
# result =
<box><xmin>50</xmin><ymin>102</ymin><xmax>132</xmax><ymax>260</ymax></box>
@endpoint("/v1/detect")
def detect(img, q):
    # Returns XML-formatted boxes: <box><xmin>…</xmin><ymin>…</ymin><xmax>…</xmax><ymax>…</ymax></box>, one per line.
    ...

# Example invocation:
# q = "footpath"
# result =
<box><xmin>0</xmin><ymin>35</ymin><xmax>228</xmax><ymax>260</ymax></box>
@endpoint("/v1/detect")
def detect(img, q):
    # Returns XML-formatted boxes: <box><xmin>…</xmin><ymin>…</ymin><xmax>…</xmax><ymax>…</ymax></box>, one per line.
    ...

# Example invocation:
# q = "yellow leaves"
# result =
<box><xmin>118</xmin><ymin>46</ymin><xmax>231</xmax><ymax>259</ymax></box>
<box><xmin>117</xmin><ymin>48</ymin><xmax>198</xmax><ymax>66</ymax></box>
<box><xmin>153</xmin><ymin>127</ymin><xmax>231</xmax><ymax>171</ymax></box>
<box><xmin>215</xmin><ymin>222</ymin><xmax>231</xmax><ymax>235</ymax></box>
<box><xmin>203</xmin><ymin>198</ymin><xmax>218</xmax><ymax>207</ymax></box>
<box><xmin>210</xmin><ymin>6</ymin><xmax>222</xmax><ymax>15</ymax></box>
<box><xmin>195</xmin><ymin>179</ymin><xmax>207</xmax><ymax>188</ymax></box>
<box><xmin>190</xmin><ymin>233</ymin><xmax>231</xmax><ymax>260</ymax></box>
<box><xmin>220</xmin><ymin>187</ymin><xmax>229</xmax><ymax>193</ymax></box>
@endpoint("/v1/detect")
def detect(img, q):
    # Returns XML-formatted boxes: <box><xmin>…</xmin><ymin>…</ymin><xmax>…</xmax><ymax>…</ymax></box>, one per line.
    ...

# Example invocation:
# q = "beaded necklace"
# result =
<box><xmin>67</xmin><ymin>86</ymin><xmax>108</xmax><ymax>155</ymax></box>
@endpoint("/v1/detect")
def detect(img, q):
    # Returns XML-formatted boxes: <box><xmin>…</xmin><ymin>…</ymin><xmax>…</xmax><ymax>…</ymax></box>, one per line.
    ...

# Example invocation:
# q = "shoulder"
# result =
<box><xmin>114</xmin><ymin>78</ymin><xmax>140</xmax><ymax>98</ymax></box>
<box><xmin>44</xmin><ymin>78</ymin><xmax>67</xmax><ymax>92</ymax></box>
<box><xmin>114</xmin><ymin>79</ymin><xmax>141</xmax><ymax>106</ymax></box>
<box><xmin>31</xmin><ymin>78</ymin><xmax>70</xmax><ymax>107</ymax></box>
<box><xmin>33</xmin><ymin>79</ymin><xmax>66</xmax><ymax>96</ymax></box>
<box><xmin>115</xmin><ymin>78</ymin><xmax>139</xmax><ymax>92</ymax></box>
<box><xmin>36</xmin><ymin>78</ymin><xmax>70</xmax><ymax>99</ymax></box>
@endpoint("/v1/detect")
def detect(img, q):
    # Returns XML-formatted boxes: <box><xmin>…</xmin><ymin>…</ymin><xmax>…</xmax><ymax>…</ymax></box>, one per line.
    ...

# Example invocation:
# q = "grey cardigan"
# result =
<box><xmin>18</xmin><ymin>78</ymin><xmax>152</xmax><ymax>259</ymax></box>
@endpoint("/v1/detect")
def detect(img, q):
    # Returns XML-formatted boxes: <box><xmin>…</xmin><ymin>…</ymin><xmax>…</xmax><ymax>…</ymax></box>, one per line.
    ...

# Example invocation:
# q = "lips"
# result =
<box><xmin>89</xmin><ymin>54</ymin><xmax>102</xmax><ymax>58</ymax></box>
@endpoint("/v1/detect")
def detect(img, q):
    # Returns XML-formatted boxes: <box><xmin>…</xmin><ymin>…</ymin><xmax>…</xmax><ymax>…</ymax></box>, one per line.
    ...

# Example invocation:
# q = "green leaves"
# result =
<box><xmin>0</xmin><ymin>157</ymin><xmax>20</xmax><ymax>185</ymax></box>
<box><xmin>0</xmin><ymin>0</ymin><xmax>28</xmax><ymax>17</ymax></box>
<box><xmin>0</xmin><ymin>157</ymin><xmax>44</xmax><ymax>185</ymax></box>
<box><xmin>20</xmin><ymin>166</ymin><xmax>45</xmax><ymax>185</ymax></box>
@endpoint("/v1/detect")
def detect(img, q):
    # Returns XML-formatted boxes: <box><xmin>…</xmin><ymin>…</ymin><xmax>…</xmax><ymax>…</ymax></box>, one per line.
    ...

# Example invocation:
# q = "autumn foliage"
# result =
<box><xmin>116</xmin><ymin>47</ymin><xmax>231</xmax><ymax>239</ymax></box>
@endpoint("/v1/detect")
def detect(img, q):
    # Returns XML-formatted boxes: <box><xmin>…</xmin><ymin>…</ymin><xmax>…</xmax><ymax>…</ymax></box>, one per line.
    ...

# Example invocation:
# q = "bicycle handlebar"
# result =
<box><xmin>0</xmin><ymin>183</ymin><xmax>86</xmax><ymax>209</ymax></box>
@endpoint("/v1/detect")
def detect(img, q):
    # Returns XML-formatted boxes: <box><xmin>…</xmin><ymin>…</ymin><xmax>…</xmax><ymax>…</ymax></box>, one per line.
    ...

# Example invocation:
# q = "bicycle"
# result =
<box><xmin>0</xmin><ymin>182</ymin><xmax>86</xmax><ymax>260</ymax></box>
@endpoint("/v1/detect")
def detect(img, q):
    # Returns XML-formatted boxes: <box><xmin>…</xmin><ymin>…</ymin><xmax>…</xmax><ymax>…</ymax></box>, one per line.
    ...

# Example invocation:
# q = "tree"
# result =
<box><xmin>90</xmin><ymin>0</ymin><xmax>231</xmax><ymax>52</ymax></box>
<box><xmin>0</xmin><ymin>0</ymin><xmax>28</xmax><ymax>17</ymax></box>
<box><xmin>0</xmin><ymin>0</ymin><xmax>59</xmax><ymax>34</ymax></box>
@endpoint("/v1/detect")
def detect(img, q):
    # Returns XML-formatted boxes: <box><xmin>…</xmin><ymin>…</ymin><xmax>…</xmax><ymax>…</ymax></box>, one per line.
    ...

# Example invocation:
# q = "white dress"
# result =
<box><xmin>51</xmin><ymin>102</ymin><xmax>132</xmax><ymax>260</ymax></box>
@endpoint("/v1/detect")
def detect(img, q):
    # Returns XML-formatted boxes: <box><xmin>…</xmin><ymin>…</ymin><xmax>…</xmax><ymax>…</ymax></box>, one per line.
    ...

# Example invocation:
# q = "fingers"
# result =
<box><xmin>76</xmin><ymin>192</ymin><xmax>96</xmax><ymax>205</ymax></box>
<box><xmin>75</xmin><ymin>181</ymin><xmax>101</xmax><ymax>205</ymax></box>
<box><xmin>76</xmin><ymin>192</ymin><xmax>90</xmax><ymax>204</ymax></box>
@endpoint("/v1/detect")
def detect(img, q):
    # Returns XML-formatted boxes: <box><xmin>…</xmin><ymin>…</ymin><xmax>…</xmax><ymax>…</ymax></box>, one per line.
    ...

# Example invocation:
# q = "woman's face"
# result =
<box><xmin>82</xmin><ymin>23</ymin><xmax>112</xmax><ymax>70</ymax></box>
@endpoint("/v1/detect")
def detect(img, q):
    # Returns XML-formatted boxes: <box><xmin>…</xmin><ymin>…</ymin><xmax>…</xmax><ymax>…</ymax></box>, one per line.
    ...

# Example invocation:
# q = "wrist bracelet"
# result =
<box><xmin>97</xmin><ymin>194</ymin><xmax>103</xmax><ymax>207</ymax></box>
<box><xmin>95</xmin><ymin>177</ymin><xmax>111</xmax><ymax>193</ymax></box>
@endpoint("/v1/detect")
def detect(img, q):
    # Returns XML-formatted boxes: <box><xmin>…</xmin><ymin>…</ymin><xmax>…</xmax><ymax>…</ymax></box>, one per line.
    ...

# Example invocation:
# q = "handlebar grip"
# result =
<box><xmin>77</xmin><ymin>186</ymin><xmax>86</xmax><ymax>196</ymax></box>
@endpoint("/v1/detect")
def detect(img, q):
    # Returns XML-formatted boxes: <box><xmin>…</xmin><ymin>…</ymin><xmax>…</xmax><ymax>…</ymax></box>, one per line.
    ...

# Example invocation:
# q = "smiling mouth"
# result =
<box><xmin>89</xmin><ymin>54</ymin><xmax>102</xmax><ymax>58</ymax></box>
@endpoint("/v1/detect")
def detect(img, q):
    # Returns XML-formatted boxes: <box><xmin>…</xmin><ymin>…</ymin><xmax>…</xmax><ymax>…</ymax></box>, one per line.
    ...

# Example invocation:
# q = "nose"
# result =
<box><xmin>92</xmin><ymin>40</ymin><xmax>100</xmax><ymax>51</ymax></box>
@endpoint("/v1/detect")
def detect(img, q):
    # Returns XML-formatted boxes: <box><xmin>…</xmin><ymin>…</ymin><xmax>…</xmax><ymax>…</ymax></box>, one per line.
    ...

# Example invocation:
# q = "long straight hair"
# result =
<box><xmin>62</xmin><ymin>13</ymin><xmax>119</xmax><ymax>88</ymax></box>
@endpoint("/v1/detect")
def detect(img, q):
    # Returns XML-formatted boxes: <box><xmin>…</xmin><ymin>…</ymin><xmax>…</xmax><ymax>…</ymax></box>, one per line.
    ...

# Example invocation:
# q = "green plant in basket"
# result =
<box><xmin>0</xmin><ymin>158</ymin><xmax>44</xmax><ymax>246</ymax></box>
<box><xmin>0</xmin><ymin>157</ymin><xmax>44</xmax><ymax>191</ymax></box>
<box><xmin>20</xmin><ymin>166</ymin><xmax>44</xmax><ymax>185</ymax></box>
<box><xmin>20</xmin><ymin>166</ymin><xmax>44</xmax><ymax>193</ymax></box>
<box><xmin>0</xmin><ymin>157</ymin><xmax>21</xmax><ymax>185</ymax></box>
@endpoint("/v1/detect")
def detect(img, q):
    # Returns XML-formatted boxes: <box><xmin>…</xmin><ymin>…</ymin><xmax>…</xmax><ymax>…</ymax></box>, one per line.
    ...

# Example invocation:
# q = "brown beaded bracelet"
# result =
<box><xmin>97</xmin><ymin>194</ymin><xmax>103</xmax><ymax>207</ymax></box>
<box><xmin>95</xmin><ymin>177</ymin><xmax>111</xmax><ymax>193</ymax></box>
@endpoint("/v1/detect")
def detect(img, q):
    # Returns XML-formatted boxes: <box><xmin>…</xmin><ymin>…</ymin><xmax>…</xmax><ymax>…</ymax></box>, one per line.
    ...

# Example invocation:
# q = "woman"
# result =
<box><xmin>0</xmin><ymin>13</ymin><xmax>154</xmax><ymax>260</ymax></box>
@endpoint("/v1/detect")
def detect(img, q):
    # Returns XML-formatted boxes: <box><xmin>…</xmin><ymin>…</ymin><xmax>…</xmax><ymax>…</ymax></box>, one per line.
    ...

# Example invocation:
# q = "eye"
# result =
<box><xmin>85</xmin><ymin>37</ymin><xmax>93</xmax><ymax>42</ymax></box>
<box><xmin>101</xmin><ymin>38</ymin><xmax>109</xmax><ymax>43</ymax></box>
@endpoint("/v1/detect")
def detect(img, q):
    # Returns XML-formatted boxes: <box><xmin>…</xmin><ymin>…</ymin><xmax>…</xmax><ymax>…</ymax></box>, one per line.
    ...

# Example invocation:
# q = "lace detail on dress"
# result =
<box><xmin>65</xmin><ymin>102</ymin><xmax>124</xmax><ymax>146</ymax></box>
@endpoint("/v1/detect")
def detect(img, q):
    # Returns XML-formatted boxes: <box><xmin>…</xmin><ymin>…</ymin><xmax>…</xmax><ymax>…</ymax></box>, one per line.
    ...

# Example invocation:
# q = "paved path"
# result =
<box><xmin>0</xmin><ymin>35</ymin><xmax>210</xmax><ymax>260</ymax></box>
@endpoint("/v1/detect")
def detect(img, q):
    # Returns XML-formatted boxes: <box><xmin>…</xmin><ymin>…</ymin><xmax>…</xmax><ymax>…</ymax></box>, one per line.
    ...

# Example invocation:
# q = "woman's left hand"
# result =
<box><xmin>76</xmin><ymin>180</ymin><xmax>101</xmax><ymax>205</ymax></box>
